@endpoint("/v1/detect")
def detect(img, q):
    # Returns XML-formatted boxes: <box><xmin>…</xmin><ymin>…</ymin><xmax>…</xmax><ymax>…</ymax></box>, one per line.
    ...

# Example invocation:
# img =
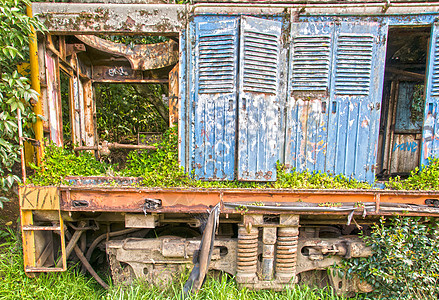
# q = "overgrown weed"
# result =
<box><xmin>0</xmin><ymin>228</ymin><xmax>104</xmax><ymax>300</ymax></box>
<box><xmin>386</xmin><ymin>157</ymin><xmax>439</xmax><ymax>190</ymax></box>
<box><xmin>28</xmin><ymin>128</ymin><xmax>373</xmax><ymax>190</ymax></box>
<box><xmin>29</xmin><ymin>143</ymin><xmax>110</xmax><ymax>186</ymax></box>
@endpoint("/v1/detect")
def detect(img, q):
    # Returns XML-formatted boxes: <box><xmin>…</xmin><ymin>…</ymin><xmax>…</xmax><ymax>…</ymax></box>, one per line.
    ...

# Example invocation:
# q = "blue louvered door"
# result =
<box><xmin>285</xmin><ymin>22</ymin><xmax>334</xmax><ymax>173</ymax></box>
<box><xmin>237</xmin><ymin>16</ymin><xmax>282</xmax><ymax>181</ymax></box>
<box><xmin>327</xmin><ymin>22</ymin><xmax>387</xmax><ymax>183</ymax></box>
<box><xmin>421</xmin><ymin>23</ymin><xmax>439</xmax><ymax>165</ymax></box>
<box><xmin>192</xmin><ymin>19</ymin><xmax>239</xmax><ymax>180</ymax></box>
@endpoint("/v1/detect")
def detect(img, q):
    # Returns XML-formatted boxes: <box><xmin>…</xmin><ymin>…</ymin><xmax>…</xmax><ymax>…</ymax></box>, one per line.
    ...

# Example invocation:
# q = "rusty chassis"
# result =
<box><xmin>49</xmin><ymin>181</ymin><xmax>439</xmax><ymax>217</ymax></box>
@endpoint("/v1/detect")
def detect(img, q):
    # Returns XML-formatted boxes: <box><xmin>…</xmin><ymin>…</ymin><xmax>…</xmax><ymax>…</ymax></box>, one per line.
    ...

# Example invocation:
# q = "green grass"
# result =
<box><xmin>0</xmin><ymin>228</ymin><xmax>349</xmax><ymax>300</ymax></box>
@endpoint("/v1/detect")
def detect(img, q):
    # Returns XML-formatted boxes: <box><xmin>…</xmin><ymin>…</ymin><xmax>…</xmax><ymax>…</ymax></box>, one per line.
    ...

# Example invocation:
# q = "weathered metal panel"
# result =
<box><xmin>32</xmin><ymin>3</ymin><xmax>186</xmax><ymax>34</ymax></box>
<box><xmin>237</xmin><ymin>16</ymin><xmax>282</xmax><ymax>181</ymax></box>
<box><xmin>191</xmin><ymin>17</ymin><xmax>239</xmax><ymax>180</ymax></box>
<box><xmin>45</xmin><ymin>51</ymin><xmax>63</xmax><ymax>146</ymax></box>
<box><xmin>76</xmin><ymin>35</ymin><xmax>178</xmax><ymax>71</ymax></box>
<box><xmin>285</xmin><ymin>22</ymin><xmax>334</xmax><ymax>172</ymax></box>
<box><xmin>421</xmin><ymin>23</ymin><xmax>439</xmax><ymax>166</ymax></box>
<box><xmin>326</xmin><ymin>22</ymin><xmax>387</xmax><ymax>183</ymax></box>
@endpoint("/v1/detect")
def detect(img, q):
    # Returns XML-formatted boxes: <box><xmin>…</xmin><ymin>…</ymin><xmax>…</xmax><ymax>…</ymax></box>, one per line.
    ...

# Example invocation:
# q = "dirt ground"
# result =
<box><xmin>0</xmin><ymin>189</ymin><xmax>20</xmax><ymax>230</ymax></box>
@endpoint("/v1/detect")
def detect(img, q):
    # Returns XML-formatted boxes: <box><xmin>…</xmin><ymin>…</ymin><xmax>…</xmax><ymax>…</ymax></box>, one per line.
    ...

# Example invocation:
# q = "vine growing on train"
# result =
<box><xmin>0</xmin><ymin>0</ymin><xmax>45</xmax><ymax>207</ymax></box>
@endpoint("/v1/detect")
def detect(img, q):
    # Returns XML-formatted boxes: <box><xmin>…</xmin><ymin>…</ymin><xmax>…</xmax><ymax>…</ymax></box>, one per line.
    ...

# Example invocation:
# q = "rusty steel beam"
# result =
<box><xmin>74</xmin><ymin>143</ymin><xmax>157</xmax><ymax>152</ymax></box>
<box><xmin>57</xmin><ymin>184</ymin><xmax>439</xmax><ymax>215</ymax></box>
<box><xmin>76</xmin><ymin>35</ymin><xmax>178</xmax><ymax>71</ymax></box>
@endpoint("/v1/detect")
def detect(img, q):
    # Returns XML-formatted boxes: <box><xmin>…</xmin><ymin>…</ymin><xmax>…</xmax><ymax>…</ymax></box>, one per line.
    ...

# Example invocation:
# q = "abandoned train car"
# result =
<box><xmin>19</xmin><ymin>0</ymin><xmax>439</xmax><ymax>294</ymax></box>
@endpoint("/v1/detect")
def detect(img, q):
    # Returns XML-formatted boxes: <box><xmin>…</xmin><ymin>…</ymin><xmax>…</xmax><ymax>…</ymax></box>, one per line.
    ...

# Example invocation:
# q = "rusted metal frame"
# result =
<box><xmin>22</xmin><ymin>225</ymin><xmax>61</xmax><ymax>231</ymax></box>
<box><xmin>46</xmin><ymin>35</ymin><xmax>75</xmax><ymax>73</ymax></box>
<box><xmin>61</xmin><ymin>229</ymin><xmax>109</xmax><ymax>289</ymax></box>
<box><xmin>85</xmin><ymin>228</ymin><xmax>140</xmax><ymax>264</ymax></box>
<box><xmin>388</xmin><ymin>80</ymin><xmax>400</xmax><ymax>172</ymax></box>
<box><xmin>184</xmin><ymin>203</ymin><xmax>220</xmax><ymax>293</ymax></box>
<box><xmin>74</xmin><ymin>143</ymin><xmax>157</xmax><ymax>152</ymax></box>
<box><xmin>56</xmin><ymin>224</ymin><xmax>86</xmax><ymax>268</ymax></box>
<box><xmin>44</xmin><ymin>47</ymin><xmax>64</xmax><ymax>146</ymax></box>
<box><xmin>58</xmin><ymin>186</ymin><xmax>439</xmax><ymax>215</ymax></box>
<box><xmin>92</xmin><ymin>79</ymin><xmax>169</xmax><ymax>84</ymax></box>
<box><xmin>59</xmin><ymin>185</ymin><xmax>439</xmax><ymax>197</ymax></box>
<box><xmin>77</xmin><ymin>57</ymin><xmax>87</xmax><ymax>146</ymax></box>
<box><xmin>82</xmin><ymin>79</ymin><xmax>95</xmax><ymax>147</ymax></box>
<box><xmin>76</xmin><ymin>35</ymin><xmax>179</xmax><ymax>71</ymax></box>
<box><xmin>69</xmin><ymin>53</ymin><xmax>81</xmax><ymax>146</ymax></box>
<box><xmin>169</xmin><ymin>62</ymin><xmax>179</xmax><ymax>127</ymax></box>
<box><xmin>382</xmin><ymin>80</ymin><xmax>397</xmax><ymax>173</ymax></box>
<box><xmin>55</xmin><ymin>47</ymin><xmax>64</xmax><ymax>146</ymax></box>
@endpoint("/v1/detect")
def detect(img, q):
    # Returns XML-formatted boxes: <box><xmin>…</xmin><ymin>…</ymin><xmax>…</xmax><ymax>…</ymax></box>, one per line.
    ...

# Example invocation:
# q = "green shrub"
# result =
<box><xmin>341</xmin><ymin>217</ymin><xmax>439</xmax><ymax>299</ymax></box>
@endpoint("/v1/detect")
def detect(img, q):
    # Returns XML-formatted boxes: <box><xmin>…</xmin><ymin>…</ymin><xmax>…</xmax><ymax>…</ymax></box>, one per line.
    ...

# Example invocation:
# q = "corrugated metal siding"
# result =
<box><xmin>421</xmin><ymin>22</ymin><xmax>439</xmax><ymax>165</ymax></box>
<box><xmin>238</xmin><ymin>16</ymin><xmax>282</xmax><ymax>181</ymax></box>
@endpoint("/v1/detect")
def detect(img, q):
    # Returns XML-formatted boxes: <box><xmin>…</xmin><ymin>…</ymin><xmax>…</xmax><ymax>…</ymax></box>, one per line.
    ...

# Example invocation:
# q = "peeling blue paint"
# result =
<box><xmin>183</xmin><ymin>13</ymin><xmax>439</xmax><ymax>183</ymax></box>
<box><xmin>421</xmin><ymin>23</ymin><xmax>439</xmax><ymax>166</ymax></box>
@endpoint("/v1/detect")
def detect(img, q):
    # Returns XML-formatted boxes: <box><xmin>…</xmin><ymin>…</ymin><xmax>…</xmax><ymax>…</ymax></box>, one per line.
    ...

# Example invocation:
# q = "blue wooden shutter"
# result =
<box><xmin>421</xmin><ymin>23</ymin><xmax>439</xmax><ymax>166</ymax></box>
<box><xmin>285</xmin><ymin>22</ymin><xmax>334</xmax><ymax>173</ymax></box>
<box><xmin>327</xmin><ymin>22</ymin><xmax>387</xmax><ymax>183</ymax></box>
<box><xmin>192</xmin><ymin>18</ymin><xmax>239</xmax><ymax>180</ymax></box>
<box><xmin>237</xmin><ymin>16</ymin><xmax>282</xmax><ymax>181</ymax></box>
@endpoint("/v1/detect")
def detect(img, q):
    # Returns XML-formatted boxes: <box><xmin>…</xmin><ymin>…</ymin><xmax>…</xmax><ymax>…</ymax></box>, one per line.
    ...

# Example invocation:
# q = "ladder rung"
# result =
<box><xmin>22</xmin><ymin>225</ymin><xmax>61</xmax><ymax>231</ymax></box>
<box><xmin>25</xmin><ymin>267</ymin><xmax>64</xmax><ymax>272</ymax></box>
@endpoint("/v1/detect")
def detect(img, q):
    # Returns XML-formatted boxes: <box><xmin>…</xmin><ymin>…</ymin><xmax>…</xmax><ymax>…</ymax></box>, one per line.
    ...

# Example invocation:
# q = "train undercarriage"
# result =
<box><xmin>19</xmin><ymin>178</ymin><xmax>439</xmax><ymax>295</ymax></box>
